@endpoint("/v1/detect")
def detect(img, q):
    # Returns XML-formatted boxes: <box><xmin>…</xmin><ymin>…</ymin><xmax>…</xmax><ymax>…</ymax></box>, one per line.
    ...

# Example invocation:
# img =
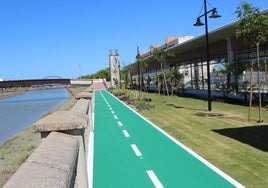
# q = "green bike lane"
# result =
<box><xmin>90</xmin><ymin>90</ymin><xmax>245</xmax><ymax>188</ymax></box>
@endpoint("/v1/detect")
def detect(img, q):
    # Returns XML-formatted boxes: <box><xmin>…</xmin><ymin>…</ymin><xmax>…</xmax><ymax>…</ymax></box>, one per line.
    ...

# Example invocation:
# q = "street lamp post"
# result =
<box><xmin>194</xmin><ymin>0</ymin><xmax>221</xmax><ymax>111</ymax></box>
<box><xmin>136</xmin><ymin>46</ymin><xmax>141</xmax><ymax>91</ymax></box>
<box><xmin>118</xmin><ymin>62</ymin><xmax>121</xmax><ymax>89</ymax></box>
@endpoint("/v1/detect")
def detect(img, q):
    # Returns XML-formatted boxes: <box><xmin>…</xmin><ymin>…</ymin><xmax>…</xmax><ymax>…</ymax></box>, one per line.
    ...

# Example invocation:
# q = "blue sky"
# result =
<box><xmin>0</xmin><ymin>0</ymin><xmax>267</xmax><ymax>80</ymax></box>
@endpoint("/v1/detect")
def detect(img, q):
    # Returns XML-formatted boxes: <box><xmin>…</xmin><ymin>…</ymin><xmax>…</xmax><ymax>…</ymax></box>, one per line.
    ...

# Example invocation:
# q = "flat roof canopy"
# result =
<box><xmin>130</xmin><ymin>9</ymin><xmax>268</xmax><ymax>73</ymax></box>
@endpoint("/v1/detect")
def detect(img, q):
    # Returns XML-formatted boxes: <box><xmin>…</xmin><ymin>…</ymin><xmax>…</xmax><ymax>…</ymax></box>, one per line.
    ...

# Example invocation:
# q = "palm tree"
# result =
<box><xmin>152</xmin><ymin>47</ymin><xmax>174</xmax><ymax>97</ymax></box>
<box><xmin>156</xmin><ymin>73</ymin><xmax>163</xmax><ymax>95</ymax></box>
<box><xmin>166</xmin><ymin>66</ymin><xmax>183</xmax><ymax>95</ymax></box>
<box><xmin>236</xmin><ymin>2</ymin><xmax>268</xmax><ymax>122</ymax></box>
<box><xmin>139</xmin><ymin>58</ymin><xmax>148</xmax><ymax>92</ymax></box>
<box><xmin>217</xmin><ymin>60</ymin><xmax>250</xmax><ymax>100</ymax></box>
<box><xmin>136</xmin><ymin>58</ymin><xmax>147</xmax><ymax>92</ymax></box>
<box><xmin>151</xmin><ymin>73</ymin><xmax>162</xmax><ymax>95</ymax></box>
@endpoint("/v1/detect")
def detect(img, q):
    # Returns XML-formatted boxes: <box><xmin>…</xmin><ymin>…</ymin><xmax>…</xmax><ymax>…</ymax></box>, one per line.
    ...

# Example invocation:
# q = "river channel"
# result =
<box><xmin>0</xmin><ymin>87</ymin><xmax>70</xmax><ymax>145</ymax></box>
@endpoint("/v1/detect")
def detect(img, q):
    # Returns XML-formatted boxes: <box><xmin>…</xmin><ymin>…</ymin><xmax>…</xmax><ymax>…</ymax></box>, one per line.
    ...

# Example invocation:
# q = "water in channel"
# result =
<box><xmin>0</xmin><ymin>87</ymin><xmax>70</xmax><ymax>145</ymax></box>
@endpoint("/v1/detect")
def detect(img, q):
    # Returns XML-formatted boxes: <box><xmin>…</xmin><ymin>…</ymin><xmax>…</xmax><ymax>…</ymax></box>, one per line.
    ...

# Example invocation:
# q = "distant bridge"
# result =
<box><xmin>0</xmin><ymin>78</ymin><xmax>70</xmax><ymax>88</ymax></box>
<box><xmin>43</xmin><ymin>76</ymin><xmax>65</xmax><ymax>79</ymax></box>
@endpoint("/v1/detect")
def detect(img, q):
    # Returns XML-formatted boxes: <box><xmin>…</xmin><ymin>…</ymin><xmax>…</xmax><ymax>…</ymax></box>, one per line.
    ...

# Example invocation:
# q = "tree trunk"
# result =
<box><xmin>161</xmin><ymin>62</ymin><xmax>169</xmax><ymax>97</ymax></box>
<box><xmin>248</xmin><ymin>61</ymin><xmax>253</xmax><ymax>122</ymax></box>
<box><xmin>157</xmin><ymin>75</ymin><xmax>160</xmax><ymax>95</ymax></box>
<box><xmin>256</xmin><ymin>42</ymin><xmax>263</xmax><ymax>123</ymax></box>
<box><xmin>265</xmin><ymin>59</ymin><xmax>268</xmax><ymax>82</ymax></box>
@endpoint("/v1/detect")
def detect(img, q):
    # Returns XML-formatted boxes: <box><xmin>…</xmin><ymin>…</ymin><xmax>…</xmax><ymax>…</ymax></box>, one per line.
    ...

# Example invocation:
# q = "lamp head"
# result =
<box><xmin>209</xmin><ymin>8</ymin><xmax>221</xmax><ymax>18</ymax></box>
<box><xmin>194</xmin><ymin>18</ymin><xmax>204</xmax><ymax>26</ymax></box>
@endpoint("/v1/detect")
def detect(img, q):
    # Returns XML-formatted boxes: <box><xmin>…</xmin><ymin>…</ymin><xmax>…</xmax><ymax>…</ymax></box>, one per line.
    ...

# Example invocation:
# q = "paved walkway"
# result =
<box><xmin>93</xmin><ymin>81</ymin><xmax>106</xmax><ymax>90</ymax></box>
<box><xmin>88</xmin><ymin>90</ymin><xmax>245</xmax><ymax>188</ymax></box>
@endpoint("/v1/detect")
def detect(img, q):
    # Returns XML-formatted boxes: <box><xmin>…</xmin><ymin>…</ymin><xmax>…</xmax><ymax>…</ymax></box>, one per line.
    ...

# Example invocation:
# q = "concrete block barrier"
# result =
<box><xmin>4</xmin><ymin>132</ymin><xmax>79</xmax><ymax>188</ymax></box>
<box><xmin>83</xmin><ymin>86</ymin><xmax>94</xmax><ymax>93</ymax></box>
<box><xmin>70</xmin><ymin>98</ymin><xmax>89</xmax><ymax>115</ymax></box>
<box><xmin>75</xmin><ymin>91</ymin><xmax>92</xmax><ymax>100</ymax></box>
<box><xmin>32</xmin><ymin>111</ymin><xmax>88</xmax><ymax>134</ymax></box>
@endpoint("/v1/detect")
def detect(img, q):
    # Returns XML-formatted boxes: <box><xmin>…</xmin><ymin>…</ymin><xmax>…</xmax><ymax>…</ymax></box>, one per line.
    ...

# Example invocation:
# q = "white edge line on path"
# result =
<box><xmin>87</xmin><ymin>132</ymin><xmax>94</xmax><ymax>188</ymax></box>
<box><xmin>131</xmin><ymin>144</ymin><xmax>142</xmax><ymax>157</ymax></box>
<box><xmin>146</xmin><ymin>170</ymin><xmax>164</xmax><ymax>188</ymax></box>
<box><xmin>105</xmin><ymin>91</ymin><xmax>245</xmax><ymax>188</ymax></box>
<box><xmin>91</xmin><ymin>91</ymin><xmax>95</xmax><ymax>131</ymax></box>
<box><xmin>92</xmin><ymin>112</ymin><xmax>95</xmax><ymax>130</ymax></box>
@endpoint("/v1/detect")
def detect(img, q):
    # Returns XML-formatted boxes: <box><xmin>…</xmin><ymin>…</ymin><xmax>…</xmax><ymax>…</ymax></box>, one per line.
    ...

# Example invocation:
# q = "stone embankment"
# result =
<box><xmin>3</xmin><ymin>84</ymin><xmax>96</xmax><ymax>188</ymax></box>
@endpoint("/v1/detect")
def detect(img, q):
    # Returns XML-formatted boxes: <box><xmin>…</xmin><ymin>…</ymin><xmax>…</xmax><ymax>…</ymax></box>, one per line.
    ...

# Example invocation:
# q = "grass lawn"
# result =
<box><xmin>122</xmin><ymin>90</ymin><xmax>268</xmax><ymax>188</ymax></box>
<box><xmin>0</xmin><ymin>86</ymin><xmax>87</xmax><ymax>187</ymax></box>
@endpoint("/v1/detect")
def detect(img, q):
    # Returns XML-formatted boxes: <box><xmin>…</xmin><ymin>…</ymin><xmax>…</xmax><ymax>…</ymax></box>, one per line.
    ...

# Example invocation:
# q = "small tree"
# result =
<box><xmin>152</xmin><ymin>47</ymin><xmax>174</xmax><ymax>97</ymax></box>
<box><xmin>136</xmin><ymin>58</ymin><xmax>147</xmax><ymax>92</ymax></box>
<box><xmin>236</xmin><ymin>2</ymin><xmax>268</xmax><ymax>122</ymax></box>
<box><xmin>139</xmin><ymin>58</ymin><xmax>148</xmax><ymax>92</ymax></box>
<box><xmin>166</xmin><ymin>66</ymin><xmax>183</xmax><ymax>95</ymax></box>
<box><xmin>218</xmin><ymin>60</ymin><xmax>250</xmax><ymax>100</ymax></box>
<box><xmin>155</xmin><ymin>73</ymin><xmax>163</xmax><ymax>95</ymax></box>
<box><xmin>120</xmin><ymin>63</ymin><xmax>131</xmax><ymax>89</ymax></box>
